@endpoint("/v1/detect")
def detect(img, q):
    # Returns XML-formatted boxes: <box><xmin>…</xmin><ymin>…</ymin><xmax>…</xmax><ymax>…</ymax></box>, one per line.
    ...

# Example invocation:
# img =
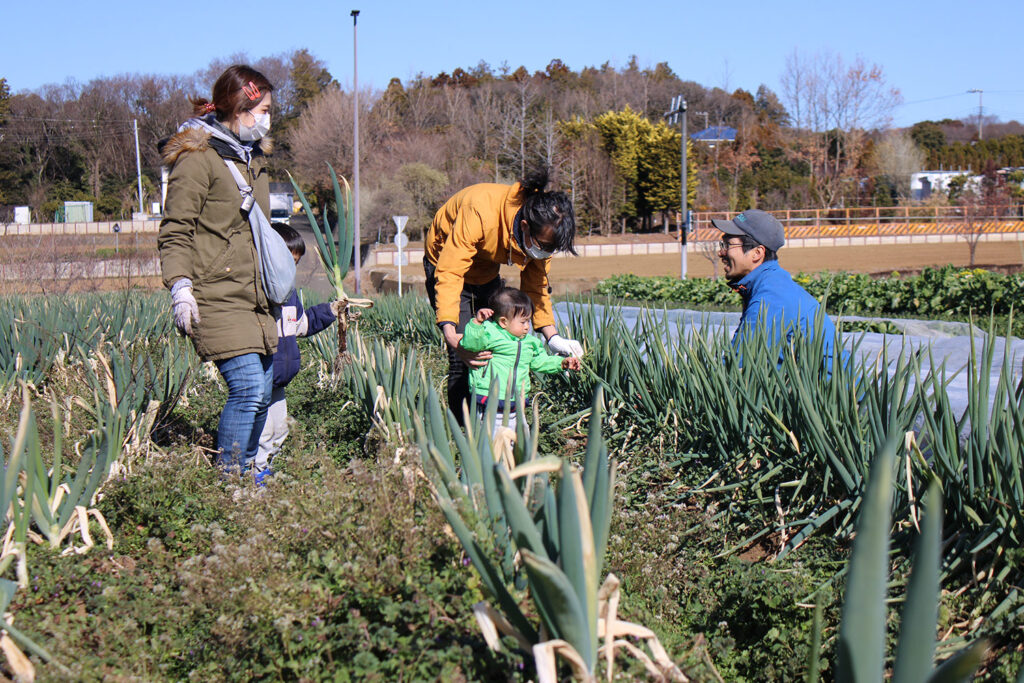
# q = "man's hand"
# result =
<box><xmin>547</xmin><ymin>334</ymin><xmax>584</xmax><ymax>358</ymax></box>
<box><xmin>171</xmin><ymin>279</ymin><xmax>200</xmax><ymax>337</ymax></box>
<box><xmin>458</xmin><ymin>347</ymin><xmax>492</xmax><ymax>368</ymax></box>
<box><xmin>443</xmin><ymin>324</ymin><xmax>492</xmax><ymax>368</ymax></box>
<box><xmin>561</xmin><ymin>356</ymin><xmax>581</xmax><ymax>371</ymax></box>
<box><xmin>473</xmin><ymin>308</ymin><xmax>494</xmax><ymax>324</ymax></box>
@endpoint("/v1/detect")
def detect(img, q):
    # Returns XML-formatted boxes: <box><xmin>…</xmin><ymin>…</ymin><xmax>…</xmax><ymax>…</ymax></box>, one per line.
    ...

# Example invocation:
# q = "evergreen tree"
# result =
<box><xmin>290</xmin><ymin>49</ymin><xmax>335</xmax><ymax>112</ymax></box>
<box><xmin>593</xmin><ymin>108</ymin><xmax>643</xmax><ymax>226</ymax></box>
<box><xmin>0</xmin><ymin>77</ymin><xmax>10</xmax><ymax>126</ymax></box>
<box><xmin>637</xmin><ymin>121</ymin><xmax>697</xmax><ymax>229</ymax></box>
<box><xmin>0</xmin><ymin>78</ymin><xmax>12</xmax><ymax>204</ymax></box>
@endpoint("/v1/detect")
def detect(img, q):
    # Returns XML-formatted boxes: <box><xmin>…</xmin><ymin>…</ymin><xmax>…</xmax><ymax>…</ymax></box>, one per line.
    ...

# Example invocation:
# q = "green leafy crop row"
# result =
<box><xmin>595</xmin><ymin>265</ymin><xmax>1024</xmax><ymax>319</ymax></box>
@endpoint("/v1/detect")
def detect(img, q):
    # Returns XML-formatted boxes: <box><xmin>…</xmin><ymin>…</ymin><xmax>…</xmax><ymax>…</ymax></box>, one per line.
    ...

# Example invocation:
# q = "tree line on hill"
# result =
<box><xmin>1</xmin><ymin>49</ymin><xmax>1022</xmax><ymax>238</ymax></box>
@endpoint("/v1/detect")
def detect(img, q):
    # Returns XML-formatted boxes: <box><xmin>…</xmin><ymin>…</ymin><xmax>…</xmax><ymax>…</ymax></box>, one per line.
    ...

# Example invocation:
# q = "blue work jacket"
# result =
<box><xmin>729</xmin><ymin>261</ymin><xmax>837</xmax><ymax>369</ymax></box>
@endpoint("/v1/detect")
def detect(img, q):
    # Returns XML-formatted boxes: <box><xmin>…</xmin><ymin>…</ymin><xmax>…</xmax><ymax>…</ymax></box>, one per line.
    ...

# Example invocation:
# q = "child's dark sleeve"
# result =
<box><xmin>459</xmin><ymin>321</ymin><xmax>488</xmax><ymax>352</ymax></box>
<box><xmin>528</xmin><ymin>337</ymin><xmax>564</xmax><ymax>374</ymax></box>
<box><xmin>299</xmin><ymin>302</ymin><xmax>336</xmax><ymax>338</ymax></box>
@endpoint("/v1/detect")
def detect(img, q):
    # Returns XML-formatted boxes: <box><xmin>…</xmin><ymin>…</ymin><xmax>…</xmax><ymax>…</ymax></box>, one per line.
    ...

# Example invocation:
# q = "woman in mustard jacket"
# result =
<box><xmin>423</xmin><ymin>169</ymin><xmax>584</xmax><ymax>420</ymax></box>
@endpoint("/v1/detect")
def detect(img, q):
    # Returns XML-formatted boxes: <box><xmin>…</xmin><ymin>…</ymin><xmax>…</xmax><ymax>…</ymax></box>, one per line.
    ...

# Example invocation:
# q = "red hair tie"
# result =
<box><xmin>202</xmin><ymin>102</ymin><xmax>216</xmax><ymax>114</ymax></box>
<box><xmin>242</xmin><ymin>81</ymin><xmax>262</xmax><ymax>101</ymax></box>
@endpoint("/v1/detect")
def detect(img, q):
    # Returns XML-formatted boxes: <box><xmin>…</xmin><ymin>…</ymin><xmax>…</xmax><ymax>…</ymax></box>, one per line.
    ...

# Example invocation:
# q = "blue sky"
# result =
<box><xmin>4</xmin><ymin>0</ymin><xmax>1022</xmax><ymax>127</ymax></box>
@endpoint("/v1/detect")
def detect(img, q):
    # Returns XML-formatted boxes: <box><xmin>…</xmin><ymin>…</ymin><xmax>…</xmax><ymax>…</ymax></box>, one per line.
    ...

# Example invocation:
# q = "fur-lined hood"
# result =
<box><xmin>159</xmin><ymin>127</ymin><xmax>273</xmax><ymax>166</ymax></box>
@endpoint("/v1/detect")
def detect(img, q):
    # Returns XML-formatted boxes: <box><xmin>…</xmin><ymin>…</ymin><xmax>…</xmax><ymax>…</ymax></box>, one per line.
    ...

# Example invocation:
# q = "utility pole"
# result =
<box><xmin>133</xmin><ymin>119</ymin><xmax>144</xmax><ymax>215</ymax></box>
<box><xmin>665</xmin><ymin>96</ymin><xmax>689</xmax><ymax>279</ymax></box>
<box><xmin>968</xmin><ymin>89</ymin><xmax>983</xmax><ymax>140</ymax></box>
<box><xmin>694</xmin><ymin>110</ymin><xmax>709</xmax><ymax>133</ymax></box>
<box><xmin>351</xmin><ymin>9</ymin><xmax>362</xmax><ymax>293</ymax></box>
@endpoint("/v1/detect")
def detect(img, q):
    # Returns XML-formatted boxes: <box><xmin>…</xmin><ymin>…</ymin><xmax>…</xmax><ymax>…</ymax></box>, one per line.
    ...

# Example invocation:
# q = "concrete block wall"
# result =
<box><xmin>1</xmin><ymin>220</ymin><xmax>160</xmax><ymax>237</ymax></box>
<box><xmin>0</xmin><ymin>256</ymin><xmax>161</xmax><ymax>281</ymax></box>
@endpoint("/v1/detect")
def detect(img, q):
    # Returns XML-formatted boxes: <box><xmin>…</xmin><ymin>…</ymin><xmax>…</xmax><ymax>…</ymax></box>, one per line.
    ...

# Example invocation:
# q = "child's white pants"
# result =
<box><xmin>479</xmin><ymin>408</ymin><xmax>517</xmax><ymax>436</ymax></box>
<box><xmin>256</xmin><ymin>386</ymin><xmax>288</xmax><ymax>472</ymax></box>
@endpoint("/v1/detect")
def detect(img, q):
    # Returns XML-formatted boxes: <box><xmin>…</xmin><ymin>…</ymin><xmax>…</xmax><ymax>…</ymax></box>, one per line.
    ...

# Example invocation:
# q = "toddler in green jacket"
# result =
<box><xmin>459</xmin><ymin>287</ymin><xmax>581</xmax><ymax>433</ymax></box>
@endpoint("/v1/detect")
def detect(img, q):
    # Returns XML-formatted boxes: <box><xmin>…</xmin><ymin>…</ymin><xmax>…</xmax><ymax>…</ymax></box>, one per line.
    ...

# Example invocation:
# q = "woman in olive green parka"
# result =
<box><xmin>158</xmin><ymin>65</ymin><xmax>278</xmax><ymax>475</ymax></box>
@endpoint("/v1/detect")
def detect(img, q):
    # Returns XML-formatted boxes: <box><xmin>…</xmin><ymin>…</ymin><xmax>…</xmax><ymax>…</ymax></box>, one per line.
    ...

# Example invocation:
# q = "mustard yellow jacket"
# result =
<box><xmin>426</xmin><ymin>182</ymin><xmax>554</xmax><ymax>329</ymax></box>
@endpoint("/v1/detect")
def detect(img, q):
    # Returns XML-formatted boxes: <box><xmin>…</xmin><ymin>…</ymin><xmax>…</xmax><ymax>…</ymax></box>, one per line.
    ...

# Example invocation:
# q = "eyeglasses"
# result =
<box><xmin>719</xmin><ymin>239</ymin><xmax>744</xmax><ymax>251</ymax></box>
<box><xmin>526</xmin><ymin>222</ymin><xmax>558</xmax><ymax>252</ymax></box>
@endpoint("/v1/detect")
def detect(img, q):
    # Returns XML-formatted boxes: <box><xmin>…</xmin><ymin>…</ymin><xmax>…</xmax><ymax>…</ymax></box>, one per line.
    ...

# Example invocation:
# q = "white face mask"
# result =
<box><xmin>515</xmin><ymin>220</ymin><xmax>555</xmax><ymax>260</ymax></box>
<box><xmin>524</xmin><ymin>241</ymin><xmax>553</xmax><ymax>260</ymax></box>
<box><xmin>523</xmin><ymin>224</ymin><xmax>554</xmax><ymax>260</ymax></box>
<box><xmin>238</xmin><ymin>111</ymin><xmax>270</xmax><ymax>141</ymax></box>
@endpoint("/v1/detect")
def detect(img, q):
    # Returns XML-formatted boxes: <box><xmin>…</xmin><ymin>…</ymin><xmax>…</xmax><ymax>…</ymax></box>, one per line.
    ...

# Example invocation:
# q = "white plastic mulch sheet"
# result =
<box><xmin>553</xmin><ymin>302</ymin><xmax>1024</xmax><ymax>419</ymax></box>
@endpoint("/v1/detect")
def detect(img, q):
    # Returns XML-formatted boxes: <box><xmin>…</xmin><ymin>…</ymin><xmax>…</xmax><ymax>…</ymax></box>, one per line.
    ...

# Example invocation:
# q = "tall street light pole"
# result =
<box><xmin>133</xmin><ymin>119</ymin><xmax>144</xmax><ymax>215</ymax></box>
<box><xmin>351</xmin><ymin>9</ymin><xmax>361</xmax><ymax>293</ymax></box>
<box><xmin>968</xmin><ymin>88</ymin><xmax>983</xmax><ymax>141</ymax></box>
<box><xmin>665</xmin><ymin>95</ymin><xmax>689</xmax><ymax>279</ymax></box>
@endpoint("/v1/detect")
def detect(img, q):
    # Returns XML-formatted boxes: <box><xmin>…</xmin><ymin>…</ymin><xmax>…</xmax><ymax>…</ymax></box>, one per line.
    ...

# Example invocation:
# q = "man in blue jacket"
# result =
<box><xmin>712</xmin><ymin>209</ymin><xmax>837</xmax><ymax>369</ymax></box>
<box><xmin>255</xmin><ymin>223</ymin><xmax>337</xmax><ymax>484</ymax></box>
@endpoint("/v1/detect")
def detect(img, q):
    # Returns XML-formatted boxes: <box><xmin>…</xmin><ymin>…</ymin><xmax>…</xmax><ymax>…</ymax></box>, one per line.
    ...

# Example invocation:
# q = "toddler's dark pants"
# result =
<box><xmin>423</xmin><ymin>256</ymin><xmax>502</xmax><ymax>425</ymax></box>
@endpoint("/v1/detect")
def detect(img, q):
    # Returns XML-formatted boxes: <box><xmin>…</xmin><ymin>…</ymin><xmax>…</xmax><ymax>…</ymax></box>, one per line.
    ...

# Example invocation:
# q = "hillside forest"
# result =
<box><xmin>2</xmin><ymin>49</ymin><xmax>1023</xmax><ymax>239</ymax></box>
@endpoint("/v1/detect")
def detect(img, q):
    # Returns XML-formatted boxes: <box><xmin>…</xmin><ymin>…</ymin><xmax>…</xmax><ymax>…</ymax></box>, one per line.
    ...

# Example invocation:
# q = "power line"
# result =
<box><xmin>4</xmin><ymin>115</ymin><xmax>138</xmax><ymax>123</ymax></box>
<box><xmin>896</xmin><ymin>92</ymin><xmax>969</xmax><ymax>107</ymax></box>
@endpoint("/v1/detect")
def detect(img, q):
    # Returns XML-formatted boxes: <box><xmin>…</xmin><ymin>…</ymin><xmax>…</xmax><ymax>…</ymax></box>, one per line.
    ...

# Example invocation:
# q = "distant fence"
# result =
<box><xmin>5</xmin><ymin>206</ymin><xmax>1024</xmax><ymax>241</ymax></box>
<box><xmin>691</xmin><ymin>205</ymin><xmax>1024</xmax><ymax>241</ymax></box>
<box><xmin>366</xmin><ymin>228</ymin><xmax>1024</xmax><ymax>268</ymax></box>
<box><xmin>0</xmin><ymin>219</ymin><xmax>159</xmax><ymax>236</ymax></box>
<box><xmin>5</xmin><ymin>205</ymin><xmax>1024</xmax><ymax>275</ymax></box>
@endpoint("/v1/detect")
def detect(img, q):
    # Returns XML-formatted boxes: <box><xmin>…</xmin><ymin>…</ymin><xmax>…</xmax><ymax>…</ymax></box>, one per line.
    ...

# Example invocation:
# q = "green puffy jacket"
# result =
<box><xmin>158</xmin><ymin>126</ymin><xmax>277</xmax><ymax>362</ymax></box>
<box><xmin>459</xmin><ymin>320</ymin><xmax>564</xmax><ymax>401</ymax></box>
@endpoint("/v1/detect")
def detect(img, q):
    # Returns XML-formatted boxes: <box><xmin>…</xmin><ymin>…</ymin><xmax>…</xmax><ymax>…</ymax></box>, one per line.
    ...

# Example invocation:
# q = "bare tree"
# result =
<box><xmin>69</xmin><ymin>79</ymin><xmax>135</xmax><ymax>200</ymax></box>
<box><xmin>287</xmin><ymin>87</ymin><xmax>354</xmax><ymax>187</ymax></box>
<box><xmin>2</xmin><ymin>89</ymin><xmax>74</xmax><ymax>211</ymax></box>
<box><xmin>363</xmin><ymin>162</ymin><xmax>448</xmax><ymax>242</ymax></box>
<box><xmin>698</xmin><ymin>239</ymin><xmax>721</xmax><ymax>279</ymax></box>
<box><xmin>781</xmin><ymin>49</ymin><xmax>902</xmax><ymax>208</ymax></box>
<box><xmin>117</xmin><ymin>74</ymin><xmax>194</xmax><ymax>164</ymax></box>
<box><xmin>506</xmin><ymin>68</ymin><xmax>536</xmax><ymax>178</ymax></box>
<box><xmin>952</xmin><ymin>169</ymin><xmax>1011</xmax><ymax>266</ymax></box>
<box><xmin>538</xmin><ymin>107</ymin><xmax>560</xmax><ymax>172</ymax></box>
<box><xmin>405</xmin><ymin>76</ymin><xmax>442</xmax><ymax>130</ymax></box>
<box><xmin>872</xmin><ymin>131</ymin><xmax>926</xmax><ymax>200</ymax></box>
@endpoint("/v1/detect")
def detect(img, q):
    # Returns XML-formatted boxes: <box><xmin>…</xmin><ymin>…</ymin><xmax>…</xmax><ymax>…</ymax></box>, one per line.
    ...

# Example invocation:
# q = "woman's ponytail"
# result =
<box><xmin>189</xmin><ymin>97</ymin><xmax>217</xmax><ymax>117</ymax></box>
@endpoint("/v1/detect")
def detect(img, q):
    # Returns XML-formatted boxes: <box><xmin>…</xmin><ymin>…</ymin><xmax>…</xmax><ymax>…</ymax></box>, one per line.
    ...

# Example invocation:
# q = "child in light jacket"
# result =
<box><xmin>459</xmin><ymin>286</ymin><xmax>581</xmax><ymax>433</ymax></box>
<box><xmin>255</xmin><ymin>223</ymin><xmax>336</xmax><ymax>483</ymax></box>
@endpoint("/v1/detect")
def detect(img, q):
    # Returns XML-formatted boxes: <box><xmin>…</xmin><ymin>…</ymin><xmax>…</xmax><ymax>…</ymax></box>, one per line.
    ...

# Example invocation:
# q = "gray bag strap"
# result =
<box><xmin>220</xmin><ymin>159</ymin><xmax>296</xmax><ymax>304</ymax></box>
<box><xmin>222</xmin><ymin>159</ymin><xmax>258</xmax><ymax>215</ymax></box>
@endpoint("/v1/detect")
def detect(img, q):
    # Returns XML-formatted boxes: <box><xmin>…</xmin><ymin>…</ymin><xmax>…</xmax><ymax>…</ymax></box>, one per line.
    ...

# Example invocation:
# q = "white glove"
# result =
<box><xmin>171</xmin><ymin>278</ymin><xmax>200</xmax><ymax>336</ymax></box>
<box><xmin>547</xmin><ymin>334</ymin><xmax>584</xmax><ymax>358</ymax></box>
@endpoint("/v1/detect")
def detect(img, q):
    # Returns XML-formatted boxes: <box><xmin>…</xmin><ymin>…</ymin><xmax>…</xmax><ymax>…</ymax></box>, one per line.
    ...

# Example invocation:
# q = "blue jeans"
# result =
<box><xmin>214</xmin><ymin>353</ymin><xmax>273</xmax><ymax>473</ymax></box>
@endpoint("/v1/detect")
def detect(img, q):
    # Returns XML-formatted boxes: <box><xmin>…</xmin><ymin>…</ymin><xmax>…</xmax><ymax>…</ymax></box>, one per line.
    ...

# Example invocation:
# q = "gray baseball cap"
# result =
<box><xmin>712</xmin><ymin>209</ymin><xmax>785</xmax><ymax>251</ymax></box>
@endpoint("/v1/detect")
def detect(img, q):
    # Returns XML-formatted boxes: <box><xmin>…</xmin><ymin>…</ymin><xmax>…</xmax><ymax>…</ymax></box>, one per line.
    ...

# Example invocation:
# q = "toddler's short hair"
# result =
<box><xmin>271</xmin><ymin>222</ymin><xmax>305</xmax><ymax>256</ymax></box>
<box><xmin>489</xmin><ymin>287</ymin><xmax>533</xmax><ymax>320</ymax></box>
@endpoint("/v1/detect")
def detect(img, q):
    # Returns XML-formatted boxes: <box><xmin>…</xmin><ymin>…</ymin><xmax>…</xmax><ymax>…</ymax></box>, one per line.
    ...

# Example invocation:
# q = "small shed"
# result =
<box><xmin>57</xmin><ymin>201</ymin><xmax>94</xmax><ymax>223</ymax></box>
<box><xmin>690</xmin><ymin>126</ymin><xmax>737</xmax><ymax>146</ymax></box>
<box><xmin>910</xmin><ymin>170</ymin><xmax>973</xmax><ymax>200</ymax></box>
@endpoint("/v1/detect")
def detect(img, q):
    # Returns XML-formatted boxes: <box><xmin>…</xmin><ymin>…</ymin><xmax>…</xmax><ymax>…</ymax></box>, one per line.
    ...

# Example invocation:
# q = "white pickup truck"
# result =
<box><xmin>269</xmin><ymin>192</ymin><xmax>293</xmax><ymax>224</ymax></box>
